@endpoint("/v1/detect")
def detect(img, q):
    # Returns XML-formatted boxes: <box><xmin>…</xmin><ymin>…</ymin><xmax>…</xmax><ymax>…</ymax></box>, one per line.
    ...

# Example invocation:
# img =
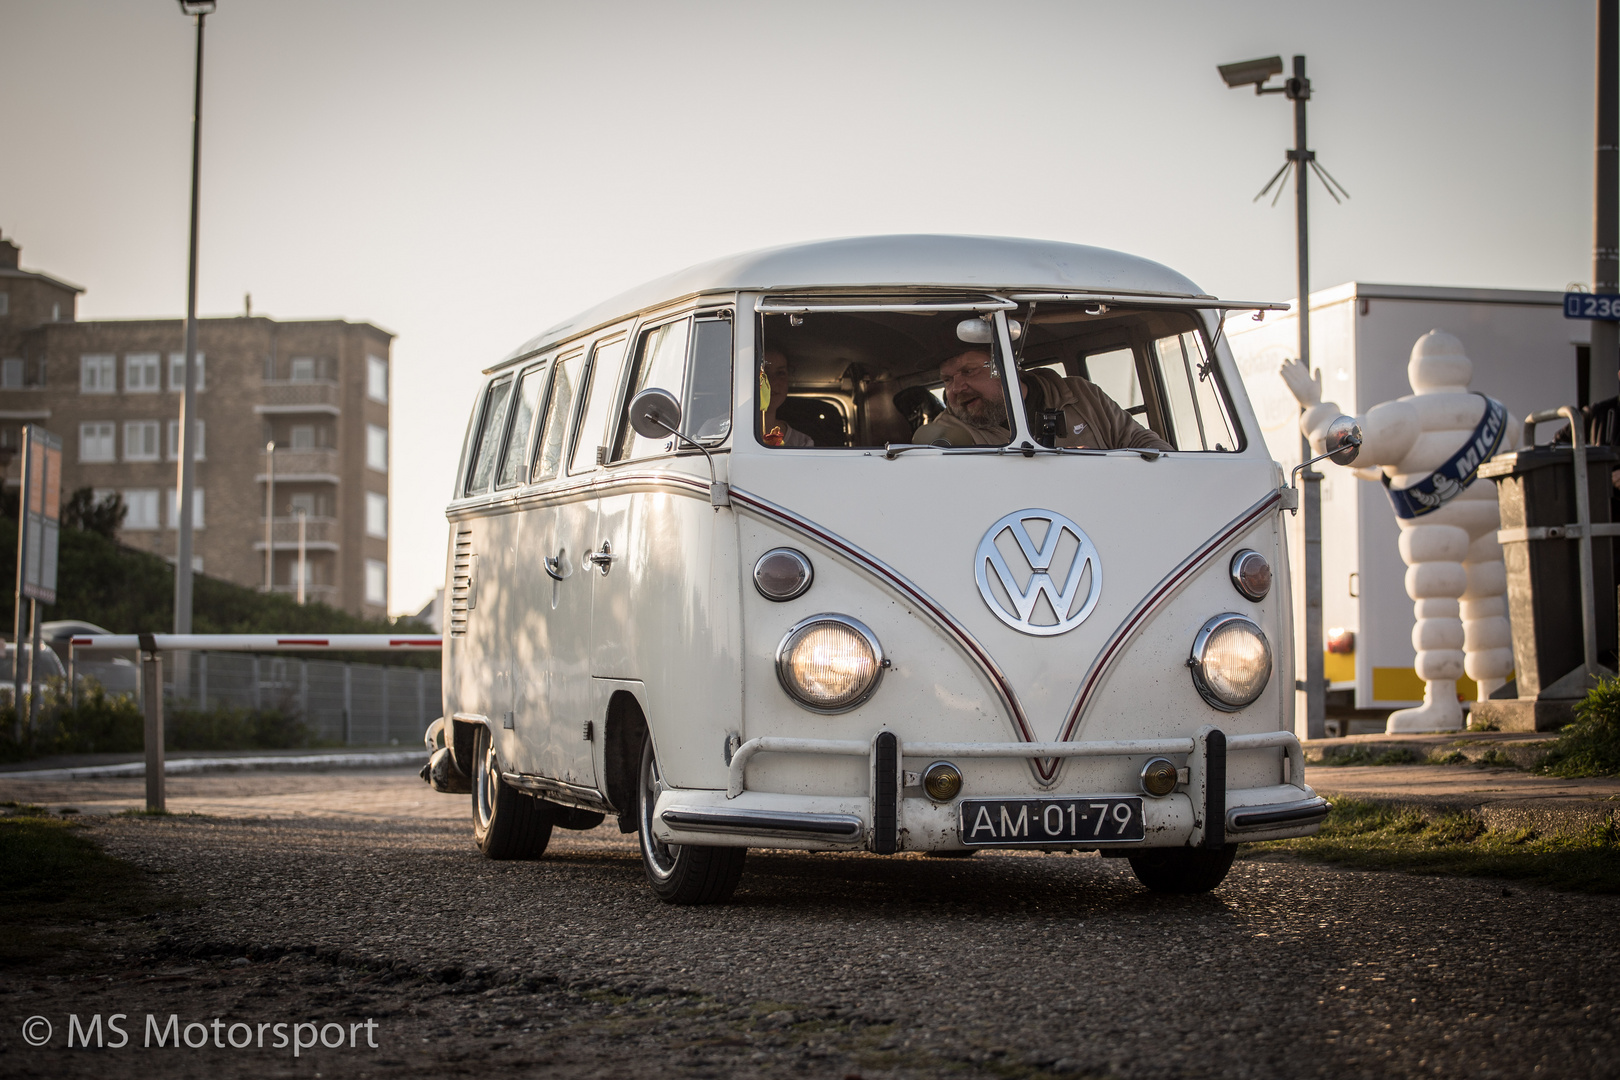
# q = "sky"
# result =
<box><xmin>0</xmin><ymin>0</ymin><xmax>1600</xmax><ymax>614</ymax></box>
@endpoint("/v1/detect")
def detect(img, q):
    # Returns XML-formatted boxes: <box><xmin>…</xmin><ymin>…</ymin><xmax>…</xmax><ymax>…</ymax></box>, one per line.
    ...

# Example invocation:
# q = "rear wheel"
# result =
<box><xmin>638</xmin><ymin>737</ymin><xmax>745</xmax><ymax>904</ymax></box>
<box><xmin>471</xmin><ymin>725</ymin><xmax>553</xmax><ymax>859</ymax></box>
<box><xmin>1127</xmin><ymin>845</ymin><xmax>1237</xmax><ymax>894</ymax></box>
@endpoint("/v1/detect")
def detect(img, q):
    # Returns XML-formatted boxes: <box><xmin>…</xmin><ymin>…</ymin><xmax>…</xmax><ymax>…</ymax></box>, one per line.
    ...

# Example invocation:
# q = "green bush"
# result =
<box><xmin>0</xmin><ymin>496</ymin><xmax>435</xmax><ymax>668</ymax></box>
<box><xmin>1538</xmin><ymin>676</ymin><xmax>1620</xmax><ymax>778</ymax></box>
<box><xmin>165</xmin><ymin>704</ymin><xmax>316</xmax><ymax>752</ymax></box>
<box><xmin>0</xmin><ymin>679</ymin><xmax>322</xmax><ymax>760</ymax></box>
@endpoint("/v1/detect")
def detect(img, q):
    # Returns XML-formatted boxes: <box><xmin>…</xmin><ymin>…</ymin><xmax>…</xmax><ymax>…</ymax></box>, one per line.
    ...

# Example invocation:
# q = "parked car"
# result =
<box><xmin>40</xmin><ymin>620</ymin><xmax>140</xmax><ymax>696</ymax></box>
<box><xmin>1</xmin><ymin>642</ymin><xmax>67</xmax><ymax>694</ymax></box>
<box><xmin>423</xmin><ymin>235</ymin><xmax>1342</xmax><ymax>904</ymax></box>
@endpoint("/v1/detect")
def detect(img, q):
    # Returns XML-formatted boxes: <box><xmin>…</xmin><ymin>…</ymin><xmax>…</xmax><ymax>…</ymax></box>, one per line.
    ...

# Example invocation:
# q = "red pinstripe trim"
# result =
<box><xmin>729</xmin><ymin>487</ymin><xmax>1037</xmax><ymax>747</ymax></box>
<box><xmin>1039</xmin><ymin>489</ymin><xmax>1282</xmax><ymax>781</ymax></box>
<box><xmin>277</xmin><ymin>638</ymin><xmax>328</xmax><ymax>646</ymax></box>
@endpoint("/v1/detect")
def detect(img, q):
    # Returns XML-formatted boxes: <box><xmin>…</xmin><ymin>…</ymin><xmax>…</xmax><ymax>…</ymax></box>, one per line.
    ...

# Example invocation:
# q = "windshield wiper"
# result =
<box><xmin>883</xmin><ymin>442</ymin><xmax>949</xmax><ymax>459</ymax></box>
<box><xmin>1001</xmin><ymin>443</ymin><xmax>1164</xmax><ymax>462</ymax></box>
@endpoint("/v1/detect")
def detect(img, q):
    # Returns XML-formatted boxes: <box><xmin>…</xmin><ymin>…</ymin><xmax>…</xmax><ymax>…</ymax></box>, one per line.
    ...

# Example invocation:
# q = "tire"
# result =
<box><xmin>1127</xmin><ymin>845</ymin><xmax>1237</xmax><ymax>894</ymax></box>
<box><xmin>471</xmin><ymin>725</ymin><xmax>553</xmax><ymax>860</ymax></box>
<box><xmin>638</xmin><ymin>736</ymin><xmax>746</xmax><ymax>904</ymax></box>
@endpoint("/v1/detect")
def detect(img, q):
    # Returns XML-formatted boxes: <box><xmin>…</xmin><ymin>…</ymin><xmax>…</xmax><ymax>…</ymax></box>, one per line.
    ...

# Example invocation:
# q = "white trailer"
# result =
<box><xmin>1225</xmin><ymin>283</ymin><xmax>1597</xmax><ymax>710</ymax></box>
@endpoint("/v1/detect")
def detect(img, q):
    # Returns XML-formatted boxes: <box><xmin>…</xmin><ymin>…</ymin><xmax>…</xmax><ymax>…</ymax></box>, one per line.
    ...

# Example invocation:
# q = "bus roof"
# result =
<box><xmin>495</xmin><ymin>234</ymin><xmax>1211</xmax><ymax>367</ymax></box>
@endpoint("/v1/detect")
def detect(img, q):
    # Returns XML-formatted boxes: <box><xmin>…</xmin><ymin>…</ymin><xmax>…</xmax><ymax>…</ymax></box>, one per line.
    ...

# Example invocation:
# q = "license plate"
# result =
<box><xmin>958</xmin><ymin>796</ymin><xmax>1144</xmax><ymax>846</ymax></box>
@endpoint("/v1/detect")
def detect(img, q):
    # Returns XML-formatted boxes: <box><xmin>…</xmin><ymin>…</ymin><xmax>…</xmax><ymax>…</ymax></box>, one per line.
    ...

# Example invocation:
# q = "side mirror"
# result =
<box><xmin>1324</xmin><ymin>415</ymin><xmax>1362</xmax><ymax>465</ymax></box>
<box><xmin>628</xmin><ymin>387</ymin><xmax>682</xmax><ymax>439</ymax></box>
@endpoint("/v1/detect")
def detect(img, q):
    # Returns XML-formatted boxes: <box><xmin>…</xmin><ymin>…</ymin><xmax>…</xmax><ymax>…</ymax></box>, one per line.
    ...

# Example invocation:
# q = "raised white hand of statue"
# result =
<box><xmin>1278</xmin><ymin>332</ymin><xmax>1519</xmax><ymax>733</ymax></box>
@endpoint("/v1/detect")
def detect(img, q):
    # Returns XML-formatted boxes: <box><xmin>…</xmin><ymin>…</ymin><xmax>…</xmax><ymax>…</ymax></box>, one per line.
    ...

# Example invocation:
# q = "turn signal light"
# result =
<box><xmin>1140</xmin><ymin>757</ymin><xmax>1178</xmax><ymax>798</ymax></box>
<box><xmin>922</xmin><ymin>761</ymin><xmax>963</xmax><ymax>802</ymax></box>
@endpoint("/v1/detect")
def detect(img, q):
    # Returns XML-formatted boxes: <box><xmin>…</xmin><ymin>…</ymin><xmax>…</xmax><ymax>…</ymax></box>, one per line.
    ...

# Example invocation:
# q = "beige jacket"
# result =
<box><xmin>913</xmin><ymin>368</ymin><xmax>1174</xmax><ymax>451</ymax></box>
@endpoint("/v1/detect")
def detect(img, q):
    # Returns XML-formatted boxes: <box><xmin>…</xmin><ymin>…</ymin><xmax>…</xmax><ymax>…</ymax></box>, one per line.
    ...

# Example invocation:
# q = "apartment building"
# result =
<box><xmin>0</xmin><ymin>231</ymin><xmax>392</xmax><ymax>617</ymax></box>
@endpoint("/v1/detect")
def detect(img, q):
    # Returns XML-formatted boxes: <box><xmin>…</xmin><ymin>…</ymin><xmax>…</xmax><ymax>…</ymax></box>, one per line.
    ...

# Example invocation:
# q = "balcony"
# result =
<box><xmin>253</xmin><ymin>516</ymin><xmax>340</xmax><ymax>550</ymax></box>
<box><xmin>256</xmin><ymin>380</ymin><xmax>341</xmax><ymax>415</ymax></box>
<box><xmin>258</xmin><ymin>448</ymin><xmax>340</xmax><ymax>484</ymax></box>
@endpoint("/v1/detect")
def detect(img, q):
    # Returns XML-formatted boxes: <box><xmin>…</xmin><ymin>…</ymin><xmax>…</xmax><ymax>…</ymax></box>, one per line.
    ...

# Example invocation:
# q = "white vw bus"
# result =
<box><xmin>423</xmin><ymin>235</ymin><xmax>1339</xmax><ymax>904</ymax></box>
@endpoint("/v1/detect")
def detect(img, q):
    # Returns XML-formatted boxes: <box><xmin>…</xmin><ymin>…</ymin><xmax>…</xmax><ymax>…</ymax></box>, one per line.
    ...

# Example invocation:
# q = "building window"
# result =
<box><xmin>1</xmin><ymin>358</ymin><xmax>24</xmax><ymax>388</ymax></box>
<box><xmin>123</xmin><ymin>489</ymin><xmax>160</xmax><ymax>530</ymax></box>
<box><xmin>367</xmin><ymin>355</ymin><xmax>388</xmax><ymax>402</ymax></box>
<box><xmin>168</xmin><ymin>352</ymin><xmax>205</xmax><ymax>391</ymax></box>
<box><xmin>166</xmin><ymin>487</ymin><xmax>205</xmax><ymax>529</ymax></box>
<box><xmin>367</xmin><ymin>424</ymin><xmax>388</xmax><ymax>472</ymax></box>
<box><xmin>289</xmin><ymin>357</ymin><xmax>316</xmax><ymax>383</ymax></box>
<box><xmin>290</xmin><ymin>424</ymin><xmax>315</xmax><ymax>450</ymax></box>
<box><xmin>126</xmin><ymin>353</ymin><xmax>161</xmax><ymax>393</ymax></box>
<box><xmin>79</xmin><ymin>422</ymin><xmax>116</xmax><ymax>463</ymax></box>
<box><xmin>365</xmin><ymin>559</ymin><xmax>387</xmax><ymax>606</ymax></box>
<box><xmin>289</xmin><ymin>492</ymin><xmax>316</xmax><ymax>517</ymax></box>
<box><xmin>124</xmin><ymin>421</ymin><xmax>160</xmax><ymax>461</ymax></box>
<box><xmin>0</xmin><ymin>293</ymin><xmax>9</xmax><ymax>317</ymax></box>
<box><xmin>81</xmin><ymin>355</ymin><xmax>116</xmax><ymax>393</ymax></box>
<box><xmin>365</xmin><ymin>492</ymin><xmax>387</xmax><ymax>538</ymax></box>
<box><xmin>166</xmin><ymin>419</ymin><xmax>205</xmax><ymax>461</ymax></box>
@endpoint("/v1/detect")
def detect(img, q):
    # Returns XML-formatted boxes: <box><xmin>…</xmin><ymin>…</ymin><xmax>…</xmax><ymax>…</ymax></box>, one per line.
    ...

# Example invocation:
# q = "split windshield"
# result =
<box><xmin>755</xmin><ymin>303</ymin><xmax>1241</xmax><ymax>453</ymax></box>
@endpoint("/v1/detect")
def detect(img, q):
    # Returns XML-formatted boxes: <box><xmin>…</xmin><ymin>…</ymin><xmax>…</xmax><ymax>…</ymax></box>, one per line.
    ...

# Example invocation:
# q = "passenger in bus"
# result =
<box><xmin>759</xmin><ymin>350</ymin><xmax>814</xmax><ymax>447</ymax></box>
<box><xmin>912</xmin><ymin>349</ymin><xmax>1173</xmax><ymax>452</ymax></box>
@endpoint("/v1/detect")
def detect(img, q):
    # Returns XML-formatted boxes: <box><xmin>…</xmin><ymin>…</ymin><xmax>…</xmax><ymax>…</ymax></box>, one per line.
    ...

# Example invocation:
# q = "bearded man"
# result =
<box><xmin>912</xmin><ymin>349</ymin><xmax>1172</xmax><ymax>452</ymax></box>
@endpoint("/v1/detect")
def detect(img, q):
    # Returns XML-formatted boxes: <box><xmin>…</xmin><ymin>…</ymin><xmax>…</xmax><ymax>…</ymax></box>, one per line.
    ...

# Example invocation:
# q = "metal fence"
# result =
<box><xmin>167</xmin><ymin>652</ymin><xmax>440</xmax><ymax>746</ymax></box>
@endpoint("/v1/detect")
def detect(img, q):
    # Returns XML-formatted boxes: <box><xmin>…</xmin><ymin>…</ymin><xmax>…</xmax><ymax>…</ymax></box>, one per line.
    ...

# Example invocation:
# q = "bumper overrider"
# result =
<box><xmin>652</xmin><ymin>726</ymin><xmax>1328</xmax><ymax>853</ymax></box>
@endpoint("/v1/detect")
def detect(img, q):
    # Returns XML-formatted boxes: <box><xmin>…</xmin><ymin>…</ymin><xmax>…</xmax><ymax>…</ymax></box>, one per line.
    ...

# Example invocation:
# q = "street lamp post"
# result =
<box><xmin>264</xmin><ymin>441</ymin><xmax>275</xmax><ymax>591</ymax></box>
<box><xmin>174</xmin><ymin>0</ymin><xmax>214</xmax><ymax>641</ymax></box>
<box><xmin>1219</xmin><ymin>54</ymin><xmax>1349</xmax><ymax>741</ymax></box>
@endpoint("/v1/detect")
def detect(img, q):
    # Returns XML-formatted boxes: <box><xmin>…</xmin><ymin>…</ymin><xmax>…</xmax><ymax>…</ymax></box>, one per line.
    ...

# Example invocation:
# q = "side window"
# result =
<box><xmin>684</xmin><ymin>316</ymin><xmax>733</xmax><ymax>441</ymax></box>
<box><xmin>568</xmin><ymin>336</ymin><xmax>630</xmax><ymax>475</ymax></box>
<box><xmin>496</xmin><ymin>361</ymin><xmax>548</xmax><ymax>489</ymax></box>
<box><xmin>1152</xmin><ymin>332</ymin><xmax>1238</xmax><ymax>451</ymax></box>
<box><xmin>464</xmin><ymin>376</ymin><xmax>514</xmax><ymax>496</ymax></box>
<box><xmin>533</xmin><ymin>352</ymin><xmax>582</xmax><ymax>483</ymax></box>
<box><xmin>612</xmin><ymin>318</ymin><xmax>691</xmax><ymax>462</ymax></box>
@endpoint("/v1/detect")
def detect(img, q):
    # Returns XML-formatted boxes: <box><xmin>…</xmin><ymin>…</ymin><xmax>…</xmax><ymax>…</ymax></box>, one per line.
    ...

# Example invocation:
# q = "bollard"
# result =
<box><xmin>139</xmin><ymin>633</ymin><xmax>165</xmax><ymax>813</ymax></box>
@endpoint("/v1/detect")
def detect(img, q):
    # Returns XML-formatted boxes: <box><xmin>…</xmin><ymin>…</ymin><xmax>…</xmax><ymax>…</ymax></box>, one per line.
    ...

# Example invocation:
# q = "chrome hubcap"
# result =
<box><xmin>474</xmin><ymin>730</ymin><xmax>496</xmax><ymax>830</ymax></box>
<box><xmin>639</xmin><ymin>743</ymin><xmax>680</xmax><ymax>879</ymax></box>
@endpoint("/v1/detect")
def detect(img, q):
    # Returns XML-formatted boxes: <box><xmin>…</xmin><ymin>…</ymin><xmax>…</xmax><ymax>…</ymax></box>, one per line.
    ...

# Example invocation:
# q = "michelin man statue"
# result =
<box><xmin>1281</xmin><ymin>331</ymin><xmax>1519</xmax><ymax>733</ymax></box>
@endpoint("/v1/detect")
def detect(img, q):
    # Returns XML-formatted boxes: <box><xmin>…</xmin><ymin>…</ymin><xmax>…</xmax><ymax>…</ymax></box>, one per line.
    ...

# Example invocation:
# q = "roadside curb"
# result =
<box><xmin>2</xmin><ymin>750</ymin><xmax>426</xmax><ymax>782</ymax></box>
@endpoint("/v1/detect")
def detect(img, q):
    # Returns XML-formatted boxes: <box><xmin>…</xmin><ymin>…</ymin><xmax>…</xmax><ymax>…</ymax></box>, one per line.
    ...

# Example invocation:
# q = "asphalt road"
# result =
<box><xmin>3</xmin><ymin>768</ymin><xmax>1617</xmax><ymax>1079</ymax></box>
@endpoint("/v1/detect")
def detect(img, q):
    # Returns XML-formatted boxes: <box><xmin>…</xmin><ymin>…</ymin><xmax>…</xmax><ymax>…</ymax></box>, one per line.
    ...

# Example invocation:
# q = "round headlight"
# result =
<box><xmin>754</xmin><ymin>548</ymin><xmax>813</xmax><ymax>601</ymax></box>
<box><xmin>1230</xmin><ymin>549</ymin><xmax>1272</xmax><ymax>601</ymax></box>
<box><xmin>1188</xmin><ymin>613</ymin><xmax>1272</xmax><ymax>711</ymax></box>
<box><xmin>775</xmin><ymin>615</ymin><xmax>884</xmax><ymax>712</ymax></box>
<box><xmin>922</xmin><ymin>761</ymin><xmax>963</xmax><ymax>802</ymax></box>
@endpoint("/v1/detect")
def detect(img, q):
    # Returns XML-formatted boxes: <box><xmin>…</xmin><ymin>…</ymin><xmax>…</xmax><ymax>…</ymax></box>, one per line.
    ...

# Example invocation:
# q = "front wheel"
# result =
<box><xmin>471</xmin><ymin>725</ymin><xmax>553</xmax><ymax>859</ymax></box>
<box><xmin>638</xmin><ymin>737</ymin><xmax>745</xmax><ymax>904</ymax></box>
<box><xmin>1126</xmin><ymin>845</ymin><xmax>1237</xmax><ymax>894</ymax></box>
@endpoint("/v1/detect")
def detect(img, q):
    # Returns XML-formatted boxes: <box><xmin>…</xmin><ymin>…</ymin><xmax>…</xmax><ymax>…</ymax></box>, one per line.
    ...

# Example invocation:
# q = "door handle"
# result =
<box><xmin>544</xmin><ymin>550</ymin><xmax>566</xmax><ymax>581</ymax></box>
<box><xmin>587</xmin><ymin>540</ymin><xmax>615</xmax><ymax>575</ymax></box>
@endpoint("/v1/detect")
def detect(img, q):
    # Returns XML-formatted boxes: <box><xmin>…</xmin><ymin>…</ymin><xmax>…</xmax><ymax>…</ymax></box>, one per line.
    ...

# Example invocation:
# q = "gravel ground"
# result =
<box><xmin>2</xmin><ymin>768</ymin><xmax>1618</xmax><ymax>1079</ymax></box>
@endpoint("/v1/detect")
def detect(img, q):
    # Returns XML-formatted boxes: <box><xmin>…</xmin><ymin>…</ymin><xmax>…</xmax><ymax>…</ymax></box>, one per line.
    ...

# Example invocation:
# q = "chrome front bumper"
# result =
<box><xmin>653</xmin><ymin>725</ymin><xmax>1328</xmax><ymax>852</ymax></box>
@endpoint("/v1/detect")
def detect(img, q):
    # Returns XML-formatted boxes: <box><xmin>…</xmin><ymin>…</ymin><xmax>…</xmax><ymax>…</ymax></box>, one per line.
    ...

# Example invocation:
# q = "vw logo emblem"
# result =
<box><xmin>974</xmin><ymin>509</ymin><xmax>1101</xmax><ymax>636</ymax></box>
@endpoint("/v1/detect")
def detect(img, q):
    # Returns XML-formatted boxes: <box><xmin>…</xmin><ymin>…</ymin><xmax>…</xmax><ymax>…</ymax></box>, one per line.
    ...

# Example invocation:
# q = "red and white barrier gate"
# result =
<box><xmin>67</xmin><ymin>633</ymin><xmax>443</xmax><ymax>812</ymax></box>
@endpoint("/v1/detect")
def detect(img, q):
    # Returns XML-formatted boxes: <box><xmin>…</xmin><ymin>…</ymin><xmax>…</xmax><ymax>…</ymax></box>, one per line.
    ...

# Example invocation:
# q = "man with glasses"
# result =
<box><xmin>913</xmin><ymin>349</ymin><xmax>1172</xmax><ymax>452</ymax></box>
